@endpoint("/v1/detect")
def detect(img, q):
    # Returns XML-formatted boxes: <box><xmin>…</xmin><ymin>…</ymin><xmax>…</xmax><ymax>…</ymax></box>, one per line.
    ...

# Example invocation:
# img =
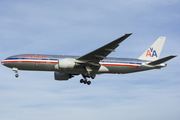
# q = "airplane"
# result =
<box><xmin>1</xmin><ymin>33</ymin><xmax>177</xmax><ymax>85</ymax></box>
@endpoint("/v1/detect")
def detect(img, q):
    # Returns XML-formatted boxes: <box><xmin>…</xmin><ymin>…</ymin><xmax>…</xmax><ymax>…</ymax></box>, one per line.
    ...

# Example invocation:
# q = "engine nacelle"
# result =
<box><xmin>54</xmin><ymin>71</ymin><xmax>73</xmax><ymax>81</ymax></box>
<box><xmin>58</xmin><ymin>58</ymin><xmax>76</xmax><ymax>69</ymax></box>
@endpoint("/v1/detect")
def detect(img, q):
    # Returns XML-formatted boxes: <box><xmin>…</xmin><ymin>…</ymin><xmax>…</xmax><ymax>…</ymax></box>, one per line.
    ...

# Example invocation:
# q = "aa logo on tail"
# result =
<box><xmin>146</xmin><ymin>47</ymin><xmax>157</xmax><ymax>57</ymax></box>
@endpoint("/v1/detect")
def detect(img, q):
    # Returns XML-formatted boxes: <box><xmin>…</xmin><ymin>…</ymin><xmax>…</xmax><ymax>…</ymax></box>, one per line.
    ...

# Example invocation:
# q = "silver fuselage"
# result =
<box><xmin>1</xmin><ymin>54</ymin><xmax>166</xmax><ymax>75</ymax></box>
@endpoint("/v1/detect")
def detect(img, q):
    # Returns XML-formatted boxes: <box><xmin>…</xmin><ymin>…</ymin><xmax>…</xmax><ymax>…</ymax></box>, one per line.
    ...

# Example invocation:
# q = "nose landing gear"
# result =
<box><xmin>13</xmin><ymin>68</ymin><xmax>19</xmax><ymax>78</ymax></box>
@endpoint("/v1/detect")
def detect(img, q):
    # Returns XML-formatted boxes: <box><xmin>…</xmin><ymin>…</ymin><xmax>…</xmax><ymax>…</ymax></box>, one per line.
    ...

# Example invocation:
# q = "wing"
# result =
<box><xmin>77</xmin><ymin>33</ymin><xmax>132</xmax><ymax>64</ymax></box>
<box><xmin>75</xmin><ymin>33</ymin><xmax>132</xmax><ymax>75</ymax></box>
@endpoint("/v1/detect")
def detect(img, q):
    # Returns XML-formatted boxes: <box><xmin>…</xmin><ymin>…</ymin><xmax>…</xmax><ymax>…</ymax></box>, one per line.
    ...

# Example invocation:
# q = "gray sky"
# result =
<box><xmin>0</xmin><ymin>0</ymin><xmax>180</xmax><ymax>120</ymax></box>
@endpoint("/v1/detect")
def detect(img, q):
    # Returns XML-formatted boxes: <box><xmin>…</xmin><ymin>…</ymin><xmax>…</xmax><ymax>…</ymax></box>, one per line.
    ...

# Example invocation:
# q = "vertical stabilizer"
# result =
<box><xmin>138</xmin><ymin>37</ymin><xmax>166</xmax><ymax>61</ymax></box>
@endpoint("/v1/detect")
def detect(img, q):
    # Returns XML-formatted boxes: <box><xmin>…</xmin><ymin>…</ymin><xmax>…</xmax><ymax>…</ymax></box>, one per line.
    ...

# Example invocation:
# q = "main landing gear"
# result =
<box><xmin>13</xmin><ymin>68</ymin><xmax>19</xmax><ymax>78</ymax></box>
<box><xmin>80</xmin><ymin>79</ymin><xmax>91</xmax><ymax>85</ymax></box>
<box><xmin>79</xmin><ymin>74</ymin><xmax>96</xmax><ymax>85</ymax></box>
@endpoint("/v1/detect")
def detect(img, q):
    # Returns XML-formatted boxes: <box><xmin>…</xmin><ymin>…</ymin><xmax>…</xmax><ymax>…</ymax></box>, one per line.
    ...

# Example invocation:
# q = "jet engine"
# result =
<box><xmin>54</xmin><ymin>71</ymin><xmax>73</xmax><ymax>80</ymax></box>
<box><xmin>58</xmin><ymin>58</ymin><xmax>76</xmax><ymax>69</ymax></box>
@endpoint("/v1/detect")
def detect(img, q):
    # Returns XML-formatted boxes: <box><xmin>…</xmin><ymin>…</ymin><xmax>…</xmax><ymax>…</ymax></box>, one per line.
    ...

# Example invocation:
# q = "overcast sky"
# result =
<box><xmin>0</xmin><ymin>0</ymin><xmax>180</xmax><ymax>120</ymax></box>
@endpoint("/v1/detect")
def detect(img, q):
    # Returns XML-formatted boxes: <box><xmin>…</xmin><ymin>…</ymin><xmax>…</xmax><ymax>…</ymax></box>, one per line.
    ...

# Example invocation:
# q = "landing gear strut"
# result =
<box><xmin>13</xmin><ymin>68</ymin><xmax>19</xmax><ymax>78</ymax></box>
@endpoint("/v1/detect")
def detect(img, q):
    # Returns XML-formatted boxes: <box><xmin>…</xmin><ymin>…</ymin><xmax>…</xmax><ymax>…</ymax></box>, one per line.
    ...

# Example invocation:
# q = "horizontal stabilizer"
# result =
<box><xmin>148</xmin><ymin>55</ymin><xmax>177</xmax><ymax>65</ymax></box>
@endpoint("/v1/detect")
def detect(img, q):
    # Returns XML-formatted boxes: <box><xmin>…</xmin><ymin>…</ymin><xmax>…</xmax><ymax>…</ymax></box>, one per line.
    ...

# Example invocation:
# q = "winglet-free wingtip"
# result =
<box><xmin>126</xmin><ymin>33</ymin><xmax>133</xmax><ymax>35</ymax></box>
<box><xmin>170</xmin><ymin>55</ymin><xmax>178</xmax><ymax>59</ymax></box>
<box><xmin>173</xmin><ymin>55</ymin><xmax>177</xmax><ymax>57</ymax></box>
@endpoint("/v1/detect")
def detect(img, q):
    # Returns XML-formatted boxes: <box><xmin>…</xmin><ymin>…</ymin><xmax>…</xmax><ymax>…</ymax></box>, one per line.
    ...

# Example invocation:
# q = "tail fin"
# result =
<box><xmin>138</xmin><ymin>37</ymin><xmax>166</xmax><ymax>61</ymax></box>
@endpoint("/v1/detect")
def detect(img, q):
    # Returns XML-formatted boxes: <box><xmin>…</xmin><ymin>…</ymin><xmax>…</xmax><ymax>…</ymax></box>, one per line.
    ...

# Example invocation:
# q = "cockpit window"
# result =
<box><xmin>5</xmin><ymin>58</ymin><xmax>10</xmax><ymax>60</ymax></box>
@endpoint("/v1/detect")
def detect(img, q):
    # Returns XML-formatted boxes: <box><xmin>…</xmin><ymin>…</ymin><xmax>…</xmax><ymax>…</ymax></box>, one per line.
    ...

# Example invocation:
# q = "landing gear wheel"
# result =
<box><xmin>80</xmin><ymin>79</ymin><xmax>83</xmax><ymax>83</ymax></box>
<box><xmin>84</xmin><ymin>80</ymin><xmax>87</xmax><ymax>84</ymax></box>
<box><xmin>87</xmin><ymin>81</ymin><xmax>91</xmax><ymax>85</ymax></box>
<box><xmin>15</xmin><ymin>74</ymin><xmax>19</xmax><ymax>78</ymax></box>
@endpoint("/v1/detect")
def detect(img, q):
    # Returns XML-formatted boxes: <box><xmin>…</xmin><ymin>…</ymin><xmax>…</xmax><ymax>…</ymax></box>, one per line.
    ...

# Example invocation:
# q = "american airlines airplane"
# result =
<box><xmin>1</xmin><ymin>33</ymin><xmax>177</xmax><ymax>85</ymax></box>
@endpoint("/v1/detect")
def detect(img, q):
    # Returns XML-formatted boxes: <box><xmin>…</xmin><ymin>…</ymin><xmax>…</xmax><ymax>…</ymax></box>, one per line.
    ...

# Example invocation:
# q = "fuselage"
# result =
<box><xmin>1</xmin><ymin>54</ymin><xmax>166</xmax><ymax>75</ymax></box>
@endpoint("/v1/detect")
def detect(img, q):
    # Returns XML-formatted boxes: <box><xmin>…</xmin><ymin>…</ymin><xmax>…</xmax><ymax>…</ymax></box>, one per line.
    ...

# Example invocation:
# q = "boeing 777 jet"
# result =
<box><xmin>1</xmin><ymin>33</ymin><xmax>177</xmax><ymax>85</ymax></box>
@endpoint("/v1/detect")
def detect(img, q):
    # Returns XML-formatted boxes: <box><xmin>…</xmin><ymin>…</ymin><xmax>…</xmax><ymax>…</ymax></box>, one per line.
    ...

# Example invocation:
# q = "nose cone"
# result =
<box><xmin>1</xmin><ymin>60</ymin><xmax>5</xmax><ymax>66</ymax></box>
